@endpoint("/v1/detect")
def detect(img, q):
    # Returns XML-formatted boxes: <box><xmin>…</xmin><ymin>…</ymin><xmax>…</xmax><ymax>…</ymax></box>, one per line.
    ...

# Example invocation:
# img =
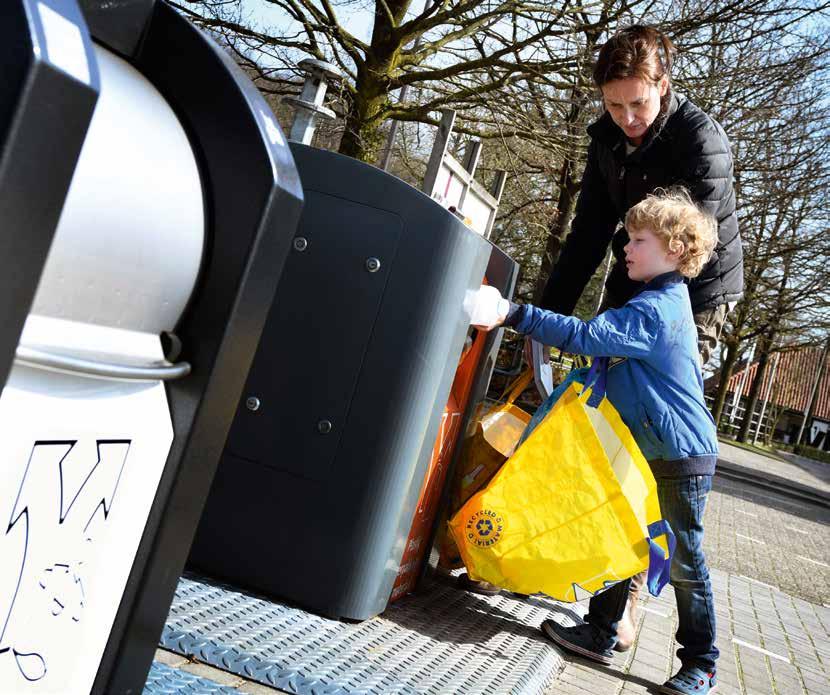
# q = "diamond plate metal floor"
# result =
<box><xmin>144</xmin><ymin>660</ymin><xmax>239</xmax><ymax>694</ymax></box>
<box><xmin>159</xmin><ymin>574</ymin><xmax>573</xmax><ymax>694</ymax></box>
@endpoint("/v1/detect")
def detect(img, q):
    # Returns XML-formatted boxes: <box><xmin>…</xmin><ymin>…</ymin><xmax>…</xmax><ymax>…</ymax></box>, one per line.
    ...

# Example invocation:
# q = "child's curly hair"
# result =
<box><xmin>625</xmin><ymin>187</ymin><xmax>717</xmax><ymax>278</ymax></box>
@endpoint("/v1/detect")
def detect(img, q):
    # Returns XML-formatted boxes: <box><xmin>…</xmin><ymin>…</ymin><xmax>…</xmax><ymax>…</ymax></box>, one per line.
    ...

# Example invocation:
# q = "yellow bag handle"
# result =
<box><xmin>495</xmin><ymin>368</ymin><xmax>534</xmax><ymax>407</ymax></box>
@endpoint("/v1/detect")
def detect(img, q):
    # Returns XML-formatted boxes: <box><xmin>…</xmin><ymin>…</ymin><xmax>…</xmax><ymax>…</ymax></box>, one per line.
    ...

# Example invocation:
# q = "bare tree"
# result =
<box><xmin>171</xmin><ymin>2</ymin><xmax>830</xmax><ymax>410</ymax></box>
<box><xmin>445</xmin><ymin>0</ymin><xmax>830</xmax><ymax>316</ymax></box>
<box><xmin>707</xmin><ymin>32</ymin><xmax>830</xmax><ymax>428</ymax></box>
<box><xmin>172</xmin><ymin>0</ymin><xmax>649</xmax><ymax>161</ymax></box>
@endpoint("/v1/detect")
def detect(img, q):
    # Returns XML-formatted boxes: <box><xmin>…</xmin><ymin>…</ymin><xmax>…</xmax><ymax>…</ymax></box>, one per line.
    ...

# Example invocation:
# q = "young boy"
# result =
<box><xmin>472</xmin><ymin>188</ymin><xmax>720</xmax><ymax>695</ymax></box>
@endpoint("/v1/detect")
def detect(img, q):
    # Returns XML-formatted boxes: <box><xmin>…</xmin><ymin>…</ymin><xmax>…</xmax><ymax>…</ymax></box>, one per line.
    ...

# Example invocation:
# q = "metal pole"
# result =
<box><xmin>455</xmin><ymin>139</ymin><xmax>482</xmax><ymax>212</ymax></box>
<box><xmin>379</xmin><ymin>0</ymin><xmax>429</xmax><ymax>170</ymax></box>
<box><xmin>283</xmin><ymin>59</ymin><xmax>341</xmax><ymax>145</ymax></box>
<box><xmin>422</xmin><ymin>109</ymin><xmax>456</xmax><ymax>196</ymax></box>
<box><xmin>379</xmin><ymin>90</ymin><xmax>407</xmax><ymax>171</ymax></box>
<box><xmin>795</xmin><ymin>337</ymin><xmax>830</xmax><ymax>451</ymax></box>
<box><xmin>484</xmin><ymin>170</ymin><xmax>508</xmax><ymax>238</ymax></box>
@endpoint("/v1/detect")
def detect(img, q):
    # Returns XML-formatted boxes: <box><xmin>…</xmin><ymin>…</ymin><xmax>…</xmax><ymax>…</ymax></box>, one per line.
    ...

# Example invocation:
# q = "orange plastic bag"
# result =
<box><xmin>438</xmin><ymin>370</ymin><xmax>532</xmax><ymax>568</ymax></box>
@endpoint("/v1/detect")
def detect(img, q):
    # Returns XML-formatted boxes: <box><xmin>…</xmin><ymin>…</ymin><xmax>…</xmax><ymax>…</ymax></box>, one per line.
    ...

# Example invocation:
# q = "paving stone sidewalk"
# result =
<box><xmin>706</xmin><ymin>477</ymin><xmax>829</xmax><ymax>605</ymax></box>
<box><xmin>551</xmin><ymin>469</ymin><xmax>830</xmax><ymax>695</ymax></box>
<box><xmin>147</xmin><ymin>452</ymin><xmax>830</xmax><ymax>694</ymax></box>
<box><xmin>548</xmin><ymin>568</ymin><xmax>830</xmax><ymax>695</ymax></box>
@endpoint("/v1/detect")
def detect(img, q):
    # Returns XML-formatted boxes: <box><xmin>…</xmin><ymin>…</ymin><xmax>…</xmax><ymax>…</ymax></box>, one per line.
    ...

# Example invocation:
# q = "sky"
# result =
<box><xmin>239</xmin><ymin>0</ymin><xmax>376</xmax><ymax>44</ymax></box>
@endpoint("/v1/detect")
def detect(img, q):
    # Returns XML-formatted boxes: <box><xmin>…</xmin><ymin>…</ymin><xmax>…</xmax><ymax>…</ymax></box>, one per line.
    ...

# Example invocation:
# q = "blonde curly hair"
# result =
<box><xmin>625</xmin><ymin>187</ymin><xmax>717</xmax><ymax>278</ymax></box>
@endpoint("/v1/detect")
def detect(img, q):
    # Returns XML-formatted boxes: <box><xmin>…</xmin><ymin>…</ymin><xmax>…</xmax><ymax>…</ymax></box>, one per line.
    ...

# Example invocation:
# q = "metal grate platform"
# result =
<box><xmin>159</xmin><ymin>574</ymin><xmax>576</xmax><ymax>694</ymax></box>
<box><xmin>144</xmin><ymin>660</ymin><xmax>239</xmax><ymax>694</ymax></box>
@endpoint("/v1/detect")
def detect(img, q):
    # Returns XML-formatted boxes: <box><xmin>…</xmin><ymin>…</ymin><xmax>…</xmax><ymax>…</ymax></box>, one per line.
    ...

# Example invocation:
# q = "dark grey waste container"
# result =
<box><xmin>189</xmin><ymin>143</ymin><xmax>518</xmax><ymax>621</ymax></box>
<box><xmin>0</xmin><ymin>2</ymin><xmax>302</xmax><ymax>693</ymax></box>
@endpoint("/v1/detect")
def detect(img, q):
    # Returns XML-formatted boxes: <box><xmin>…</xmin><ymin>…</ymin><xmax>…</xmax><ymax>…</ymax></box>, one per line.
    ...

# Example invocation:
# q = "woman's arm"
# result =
<box><xmin>676</xmin><ymin>118</ymin><xmax>735</xmax><ymax>227</ymax></box>
<box><xmin>675</xmin><ymin>113</ymin><xmax>743</xmax><ymax>308</ymax></box>
<box><xmin>538</xmin><ymin>140</ymin><xmax>619</xmax><ymax>315</ymax></box>
<box><xmin>508</xmin><ymin>301</ymin><xmax>660</xmax><ymax>358</ymax></box>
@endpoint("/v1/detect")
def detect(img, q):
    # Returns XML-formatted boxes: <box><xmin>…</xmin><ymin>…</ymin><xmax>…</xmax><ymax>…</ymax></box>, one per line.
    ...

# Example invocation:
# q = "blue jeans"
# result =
<box><xmin>586</xmin><ymin>474</ymin><xmax>719</xmax><ymax>672</ymax></box>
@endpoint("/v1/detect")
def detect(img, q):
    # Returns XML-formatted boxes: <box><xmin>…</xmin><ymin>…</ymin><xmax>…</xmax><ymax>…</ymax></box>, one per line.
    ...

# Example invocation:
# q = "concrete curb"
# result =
<box><xmin>716</xmin><ymin>459</ymin><xmax>830</xmax><ymax>508</ymax></box>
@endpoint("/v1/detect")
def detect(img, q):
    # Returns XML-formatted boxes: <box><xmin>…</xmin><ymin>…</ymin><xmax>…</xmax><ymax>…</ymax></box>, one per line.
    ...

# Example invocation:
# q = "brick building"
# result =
<box><xmin>706</xmin><ymin>346</ymin><xmax>830</xmax><ymax>449</ymax></box>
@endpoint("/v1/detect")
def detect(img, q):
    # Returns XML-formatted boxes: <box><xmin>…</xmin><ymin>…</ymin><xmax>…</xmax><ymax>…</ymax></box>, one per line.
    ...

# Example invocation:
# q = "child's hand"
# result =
<box><xmin>465</xmin><ymin>285</ymin><xmax>509</xmax><ymax>332</ymax></box>
<box><xmin>472</xmin><ymin>316</ymin><xmax>505</xmax><ymax>332</ymax></box>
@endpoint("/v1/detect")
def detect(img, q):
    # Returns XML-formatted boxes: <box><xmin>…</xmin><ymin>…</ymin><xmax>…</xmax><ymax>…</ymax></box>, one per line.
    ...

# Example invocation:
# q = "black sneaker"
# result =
<box><xmin>541</xmin><ymin>619</ymin><xmax>615</xmax><ymax>665</ymax></box>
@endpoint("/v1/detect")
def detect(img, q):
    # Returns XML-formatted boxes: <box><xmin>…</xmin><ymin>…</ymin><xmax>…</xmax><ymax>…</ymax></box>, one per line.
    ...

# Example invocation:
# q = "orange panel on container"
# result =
<box><xmin>390</xmin><ymin>313</ymin><xmax>490</xmax><ymax>601</ymax></box>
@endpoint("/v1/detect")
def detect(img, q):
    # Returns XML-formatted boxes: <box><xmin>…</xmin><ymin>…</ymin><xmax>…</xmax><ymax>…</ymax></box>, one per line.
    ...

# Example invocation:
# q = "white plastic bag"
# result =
<box><xmin>464</xmin><ymin>285</ymin><xmax>509</xmax><ymax>329</ymax></box>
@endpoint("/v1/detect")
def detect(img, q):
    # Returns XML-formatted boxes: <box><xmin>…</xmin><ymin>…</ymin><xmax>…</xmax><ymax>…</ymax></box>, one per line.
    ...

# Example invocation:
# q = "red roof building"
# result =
<box><xmin>719</xmin><ymin>346</ymin><xmax>830</xmax><ymax>421</ymax></box>
<box><xmin>707</xmin><ymin>345</ymin><xmax>830</xmax><ymax>448</ymax></box>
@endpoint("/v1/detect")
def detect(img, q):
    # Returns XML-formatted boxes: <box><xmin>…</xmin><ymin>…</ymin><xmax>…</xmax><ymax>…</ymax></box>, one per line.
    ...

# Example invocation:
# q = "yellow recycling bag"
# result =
<box><xmin>448</xmin><ymin>361</ymin><xmax>675</xmax><ymax>601</ymax></box>
<box><xmin>439</xmin><ymin>369</ymin><xmax>533</xmax><ymax>569</ymax></box>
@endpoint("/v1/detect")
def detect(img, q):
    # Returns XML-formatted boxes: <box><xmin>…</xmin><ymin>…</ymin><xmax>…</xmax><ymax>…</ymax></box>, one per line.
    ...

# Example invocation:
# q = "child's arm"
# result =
<box><xmin>506</xmin><ymin>301</ymin><xmax>659</xmax><ymax>358</ymax></box>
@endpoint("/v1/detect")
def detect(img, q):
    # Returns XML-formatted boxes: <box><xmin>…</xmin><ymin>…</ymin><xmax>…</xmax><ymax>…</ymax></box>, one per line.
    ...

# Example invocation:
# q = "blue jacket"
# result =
<box><xmin>507</xmin><ymin>272</ymin><xmax>718</xmax><ymax>477</ymax></box>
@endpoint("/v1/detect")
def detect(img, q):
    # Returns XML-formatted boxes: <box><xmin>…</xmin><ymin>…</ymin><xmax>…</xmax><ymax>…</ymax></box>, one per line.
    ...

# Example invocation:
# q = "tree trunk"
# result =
<box><xmin>337</xmin><ymin>46</ymin><xmax>397</xmax><ymax>163</ymax></box>
<box><xmin>736</xmin><ymin>249</ymin><xmax>792</xmax><ymax>442</ymax></box>
<box><xmin>338</xmin><ymin>89</ymin><xmax>389</xmax><ymax>162</ymax></box>
<box><xmin>532</xmin><ymin>157</ymin><xmax>580</xmax><ymax>302</ymax></box>
<box><xmin>530</xmin><ymin>62</ymin><xmax>589</xmax><ymax>304</ymax></box>
<box><xmin>736</xmin><ymin>334</ymin><xmax>773</xmax><ymax>442</ymax></box>
<box><xmin>712</xmin><ymin>335</ymin><xmax>740</xmax><ymax>426</ymax></box>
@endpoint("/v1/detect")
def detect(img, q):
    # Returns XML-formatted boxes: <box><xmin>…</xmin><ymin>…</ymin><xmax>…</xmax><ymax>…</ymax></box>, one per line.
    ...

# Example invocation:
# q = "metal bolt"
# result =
<box><xmin>246</xmin><ymin>396</ymin><xmax>261</xmax><ymax>411</ymax></box>
<box><xmin>293</xmin><ymin>237</ymin><xmax>308</xmax><ymax>252</ymax></box>
<box><xmin>317</xmin><ymin>419</ymin><xmax>333</xmax><ymax>434</ymax></box>
<box><xmin>365</xmin><ymin>257</ymin><xmax>381</xmax><ymax>273</ymax></box>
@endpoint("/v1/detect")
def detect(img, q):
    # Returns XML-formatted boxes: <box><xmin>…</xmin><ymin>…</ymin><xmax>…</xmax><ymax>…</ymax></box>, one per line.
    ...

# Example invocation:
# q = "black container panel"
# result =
<box><xmin>190</xmin><ymin>144</ymin><xmax>501</xmax><ymax>621</ymax></box>
<box><xmin>228</xmin><ymin>191</ymin><xmax>402</xmax><ymax>482</ymax></box>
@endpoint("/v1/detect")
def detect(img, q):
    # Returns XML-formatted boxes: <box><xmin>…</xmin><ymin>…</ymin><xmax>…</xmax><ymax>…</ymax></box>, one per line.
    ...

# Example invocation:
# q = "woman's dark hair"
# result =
<box><xmin>593</xmin><ymin>25</ymin><xmax>676</xmax><ymax>88</ymax></box>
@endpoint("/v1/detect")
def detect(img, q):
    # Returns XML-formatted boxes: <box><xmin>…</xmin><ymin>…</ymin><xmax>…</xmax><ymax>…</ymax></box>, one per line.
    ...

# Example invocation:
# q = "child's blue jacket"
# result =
<box><xmin>507</xmin><ymin>272</ymin><xmax>718</xmax><ymax>477</ymax></box>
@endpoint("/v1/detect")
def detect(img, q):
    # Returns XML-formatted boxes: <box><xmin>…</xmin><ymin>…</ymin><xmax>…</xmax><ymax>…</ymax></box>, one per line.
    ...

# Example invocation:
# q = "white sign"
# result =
<box><xmin>0</xmin><ymin>366</ymin><xmax>173</xmax><ymax>693</ymax></box>
<box><xmin>809</xmin><ymin>420</ymin><xmax>828</xmax><ymax>449</ymax></box>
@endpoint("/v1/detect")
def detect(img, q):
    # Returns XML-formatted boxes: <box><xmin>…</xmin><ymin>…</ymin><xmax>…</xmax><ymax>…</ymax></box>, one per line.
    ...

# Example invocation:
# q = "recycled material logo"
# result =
<box><xmin>465</xmin><ymin>509</ymin><xmax>505</xmax><ymax>548</ymax></box>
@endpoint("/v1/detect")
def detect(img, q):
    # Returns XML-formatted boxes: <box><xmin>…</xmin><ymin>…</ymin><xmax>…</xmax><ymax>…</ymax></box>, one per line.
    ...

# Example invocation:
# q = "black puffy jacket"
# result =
<box><xmin>539</xmin><ymin>92</ymin><xmax>743</xmax><ymax>314</ymax></box>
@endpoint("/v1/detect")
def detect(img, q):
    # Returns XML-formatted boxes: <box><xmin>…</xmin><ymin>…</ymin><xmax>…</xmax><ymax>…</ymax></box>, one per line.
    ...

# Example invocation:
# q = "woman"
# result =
<box><xmin>540</xmin><ymin>25</ymin><xmax>742</xmax><ymax>364</ymax></box>
<box><xmin>535</xmin><ymin>25</ymin><xmax>742</xmax><ymax>695</ymax></box>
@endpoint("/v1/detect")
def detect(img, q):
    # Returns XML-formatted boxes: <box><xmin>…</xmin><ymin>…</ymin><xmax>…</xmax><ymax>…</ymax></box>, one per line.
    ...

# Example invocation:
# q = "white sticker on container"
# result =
<box><xmin>0</xmin><ymin>368</ymin><xmax>174</xmax><ymax>693</ymax></box>
<box><xmin>37</xmin><ymin>3</ymin><xmax>90</xmax><ymax>85</ymax></box>
<box><xmin>260</xmin><ymin>109</ymin><xmax>286</xmax><ymax>147</ymax></box>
